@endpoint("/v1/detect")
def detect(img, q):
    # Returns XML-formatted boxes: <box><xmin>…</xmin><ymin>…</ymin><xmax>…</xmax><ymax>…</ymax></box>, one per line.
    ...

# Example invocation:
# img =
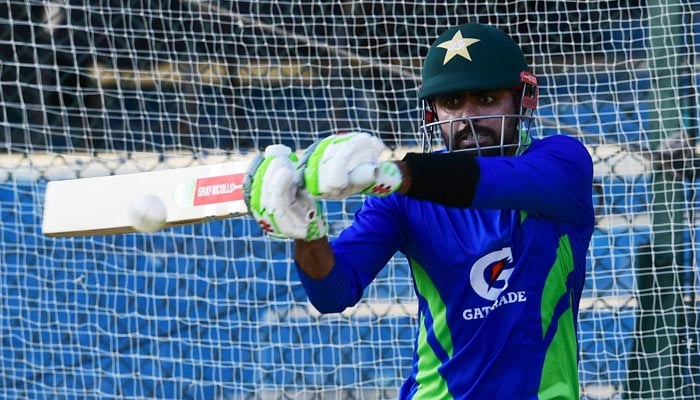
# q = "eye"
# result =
<box><xmin>478</xmin><ymin>94</ymin><xmax>495</xmax><ymax>105</ymax></box>
<box><xmin>436</xmin><ymin>94</ymin><xmax>462</xmax><ymax>108</ymax></box>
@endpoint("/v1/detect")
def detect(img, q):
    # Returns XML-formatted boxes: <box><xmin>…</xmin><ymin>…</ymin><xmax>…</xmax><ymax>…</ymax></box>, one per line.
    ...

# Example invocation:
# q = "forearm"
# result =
<box><xmin>294</xmin><ymin>237</ymin><xmax>365</xmax><ymax>313</ymax></box>
<box><xmin>293</xmin><ymin>237</ymin><xmax>334</xmax><ymax>279</ymax></box>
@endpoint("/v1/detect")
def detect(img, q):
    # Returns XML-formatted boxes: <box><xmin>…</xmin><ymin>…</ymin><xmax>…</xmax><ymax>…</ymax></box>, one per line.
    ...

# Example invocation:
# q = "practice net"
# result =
<box><xmin>1</xmin><ymin>1</ymin><xmax>698</xmax><ymax>399</ymax></box>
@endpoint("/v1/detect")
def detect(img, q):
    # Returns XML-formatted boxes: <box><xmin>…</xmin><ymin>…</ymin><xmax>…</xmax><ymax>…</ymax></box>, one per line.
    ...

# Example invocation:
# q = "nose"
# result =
<box><xmin>446</xmin><ymin>103</ymin><xmax>479</xmax><ymax>128</ymax></box>
<box><xmin>448</xmin><ymin>110</ymin><xmax>477</xmax><ymax>134</ymax></box>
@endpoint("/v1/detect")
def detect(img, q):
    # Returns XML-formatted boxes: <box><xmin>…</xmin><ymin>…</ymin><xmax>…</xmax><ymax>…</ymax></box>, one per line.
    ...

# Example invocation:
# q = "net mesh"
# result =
<box><xmin>1</xmin><ymin>1</ymin><xmax>699</xmax><ymax>399</ymax></box>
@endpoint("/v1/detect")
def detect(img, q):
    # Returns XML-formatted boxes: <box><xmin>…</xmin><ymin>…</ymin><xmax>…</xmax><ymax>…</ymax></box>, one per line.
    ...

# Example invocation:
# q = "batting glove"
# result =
<box><xmin>243</xmin><ymin>144</ymin><xmax>327</xmax><ymax>241</ymax></box>
<box><xmin>301</xmin><ymin>131</ymin><xmax>402</xmax><ymax>199</ymax></box>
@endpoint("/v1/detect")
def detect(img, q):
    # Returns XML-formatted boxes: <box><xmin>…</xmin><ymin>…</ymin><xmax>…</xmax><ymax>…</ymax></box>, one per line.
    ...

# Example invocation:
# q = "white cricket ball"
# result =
<box><xmin>128</xmin><ymin>194</ymin><xmax>167</xmax><ymax>233</ymax></box>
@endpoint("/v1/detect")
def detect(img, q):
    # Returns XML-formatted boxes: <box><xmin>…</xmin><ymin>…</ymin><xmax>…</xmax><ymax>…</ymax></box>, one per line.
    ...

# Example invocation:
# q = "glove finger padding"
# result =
<box><xmin>243</xmin><ymin>145</ymin><xmax>327</xmax><ymax>241</ymax></box>
<box><xmin>302</xmin><ymin>131</ymin><xmax>387</xmax><ymax>199</ymax></box>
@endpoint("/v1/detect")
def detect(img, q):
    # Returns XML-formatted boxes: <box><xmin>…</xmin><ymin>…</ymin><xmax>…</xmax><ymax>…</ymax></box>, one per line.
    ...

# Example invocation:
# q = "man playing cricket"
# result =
<box><xmin>245</xmin><ymin>22</ymin><xmax>595</xmax><ymax>399</ymax></box>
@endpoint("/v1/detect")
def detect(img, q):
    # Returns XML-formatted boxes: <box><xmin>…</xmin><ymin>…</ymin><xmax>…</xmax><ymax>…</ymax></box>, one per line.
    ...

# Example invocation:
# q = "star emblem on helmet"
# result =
<box><xmin>437</xmin><ymin>31</ymin><xmax>481</xmax><ymax>65</ymax></box>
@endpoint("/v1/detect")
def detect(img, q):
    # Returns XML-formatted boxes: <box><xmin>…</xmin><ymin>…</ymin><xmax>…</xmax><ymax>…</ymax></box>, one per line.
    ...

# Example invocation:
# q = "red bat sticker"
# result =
<box><xmin>192</xmin><ymin>173</ymin><xmax>245</xmax><ymax>206</ymax></box>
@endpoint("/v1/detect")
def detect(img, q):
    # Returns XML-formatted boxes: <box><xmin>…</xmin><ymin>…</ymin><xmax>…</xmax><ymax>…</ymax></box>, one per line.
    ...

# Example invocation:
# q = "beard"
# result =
<box><xmin>445</xmin><ymin>124</ymin><xmax>517</xmax><ymax>156</ymax></box>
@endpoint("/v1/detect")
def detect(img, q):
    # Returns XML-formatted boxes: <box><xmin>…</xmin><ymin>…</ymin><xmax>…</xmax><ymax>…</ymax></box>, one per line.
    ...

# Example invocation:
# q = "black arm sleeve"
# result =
<box><xmin>402</xmin><ymin>151</ymin><xmax>481</xmax><ymax>208</ymax></box>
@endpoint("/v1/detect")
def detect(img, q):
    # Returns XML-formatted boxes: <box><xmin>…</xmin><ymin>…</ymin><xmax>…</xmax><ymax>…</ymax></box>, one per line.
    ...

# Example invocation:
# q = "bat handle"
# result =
<box><xmin>349</xmin><ymin>163</ymin><xmax>377</xmax><ymax>187</ymax></box>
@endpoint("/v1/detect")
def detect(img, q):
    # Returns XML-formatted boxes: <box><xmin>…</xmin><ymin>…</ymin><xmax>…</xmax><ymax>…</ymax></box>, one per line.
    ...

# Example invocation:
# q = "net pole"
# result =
<box><xmin>626</xmin><ymin>2</ymin><xmax>689</xmax><ymax>398</ymax></box>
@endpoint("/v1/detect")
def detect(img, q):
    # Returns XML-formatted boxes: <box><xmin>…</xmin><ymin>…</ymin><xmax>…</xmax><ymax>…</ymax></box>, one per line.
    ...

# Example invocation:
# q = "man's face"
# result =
<box><xmin>431</xmin><ymin>88</ymin><xmax>519</xmax><ymax>156</ymax></box>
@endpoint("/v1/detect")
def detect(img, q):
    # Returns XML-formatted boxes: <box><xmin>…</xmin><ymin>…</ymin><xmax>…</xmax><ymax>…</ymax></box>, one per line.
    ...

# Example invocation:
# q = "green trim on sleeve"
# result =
<box><xmin>520</xmin><ymin>210</ymin><xmax>529</xmax><ymax>224</ymax></box>
<box><xmin>538</xmin><ymin>235</ymin><xmax>580</xmax><ymax>399</ymax></box>
<box><xmin>410</xmin><ymin>259</ymin><xmax>454</xmax><ymax>399</ymax></box>
<box><xmin>538</xmin><ymin>306</ymin><xmax>580</xmax><ymax>399</ymax></box>
<box><xmin>413</xmin><ymin>314</ymin><xmax>453</xmax><ymax>400</ymax></box>
<box><xmin>540</xmin><ymin>235</ymin><xmax>574</xmax><ymax>337</ymax></box>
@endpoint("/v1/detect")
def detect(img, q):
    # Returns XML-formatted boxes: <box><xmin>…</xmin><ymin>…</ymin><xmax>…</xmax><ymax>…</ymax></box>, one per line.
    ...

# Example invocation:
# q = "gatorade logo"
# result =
<box><xmin>463</xmin><ymin>247</ymin><xmax>526</xmax><ymax>321</ymax></box>
<box><xmin>469</xmin><ymin>247</ymin><xmax>515</xmax><ymax>301</ymax></box>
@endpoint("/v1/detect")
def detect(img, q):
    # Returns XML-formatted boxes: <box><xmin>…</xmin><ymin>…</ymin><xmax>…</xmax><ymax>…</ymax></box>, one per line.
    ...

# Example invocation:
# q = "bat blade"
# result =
<box><xmin>42</xmin><ymin>161</ymin><xmax>250</xmax><ymax>237</ymax></box>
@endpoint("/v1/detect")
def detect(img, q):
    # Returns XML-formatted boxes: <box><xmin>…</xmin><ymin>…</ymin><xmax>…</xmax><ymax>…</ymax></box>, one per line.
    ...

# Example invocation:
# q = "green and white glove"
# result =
<box><xmin>301</xmin><ymin>131</ymin><xmax>402</xmax><ymax>199</ymax></box>
<box><xmin>243</xmin><ymin>144</ymin><xmax>327</xmax><ymax>241</ymax></box>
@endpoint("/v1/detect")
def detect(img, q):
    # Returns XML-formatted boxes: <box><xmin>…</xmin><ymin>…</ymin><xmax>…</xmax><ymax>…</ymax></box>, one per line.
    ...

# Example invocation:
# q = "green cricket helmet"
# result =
<box><xmin>418</xmin><ymin>23</ymin><xmax>538</xmax><ymax>155</ymax></box>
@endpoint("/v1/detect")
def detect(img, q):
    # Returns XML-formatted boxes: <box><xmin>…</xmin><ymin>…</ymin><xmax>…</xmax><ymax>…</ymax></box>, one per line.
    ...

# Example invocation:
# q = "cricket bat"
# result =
<box><xmin>42</xmin><ymin>161</ymin><xmax>250</xmax><ymax>237</ymax></box>
<box><xmin>42</xmin><ymin>160</ymin><xmax>379</xmax><ymax>237</ymax></box>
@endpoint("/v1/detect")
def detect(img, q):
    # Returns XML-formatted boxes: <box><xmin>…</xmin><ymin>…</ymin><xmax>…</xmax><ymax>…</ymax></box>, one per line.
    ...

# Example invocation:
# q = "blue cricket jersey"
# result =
<box><xmin>296</xmin><ymin>134</ymin><xmax>595</xmax><ymax>399</ymax></box>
